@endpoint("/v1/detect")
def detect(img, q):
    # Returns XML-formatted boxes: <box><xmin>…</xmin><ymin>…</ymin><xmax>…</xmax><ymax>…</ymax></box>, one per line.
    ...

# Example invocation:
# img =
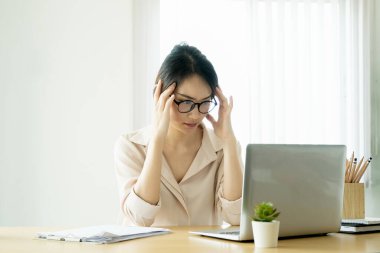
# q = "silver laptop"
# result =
<box><xmin>190</xmin><ymin>144</ymin><xmax>346</xmax><ymax>241</ymax></box>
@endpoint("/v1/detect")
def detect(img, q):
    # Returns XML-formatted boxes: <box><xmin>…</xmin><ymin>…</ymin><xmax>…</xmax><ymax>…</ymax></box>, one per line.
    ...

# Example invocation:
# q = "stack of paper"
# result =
<box><xmin>37</xmin><ymin>225</ymin><xmax>171</xmax><ymax>244</ymax></box>
<box><xmin>340</xmin><ymin>218</ymin><xmax>380</xmax><ymax>233</ymax></box>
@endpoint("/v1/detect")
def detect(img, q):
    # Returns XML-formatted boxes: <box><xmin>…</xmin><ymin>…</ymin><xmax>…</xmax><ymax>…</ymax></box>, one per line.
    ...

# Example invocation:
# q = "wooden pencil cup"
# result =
<box><xmin>342</xmin><ymin>183</ymin><xmax>365</xmax><ymax>219</ymax></box>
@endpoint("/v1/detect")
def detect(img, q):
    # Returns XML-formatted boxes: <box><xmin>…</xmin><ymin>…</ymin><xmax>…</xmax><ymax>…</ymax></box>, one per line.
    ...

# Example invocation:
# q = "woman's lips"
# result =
<box><xmin>184</xmin><ymin>123</ymin><xmax>197</xmax><ymax>128</ymax></box>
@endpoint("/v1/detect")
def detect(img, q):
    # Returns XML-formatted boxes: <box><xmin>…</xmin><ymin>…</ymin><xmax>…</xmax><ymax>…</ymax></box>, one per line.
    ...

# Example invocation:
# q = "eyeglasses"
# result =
<box><xmin>173</xmin><ymin>98</ymin><xmax>217</xmax><ymax>114</ymax></box>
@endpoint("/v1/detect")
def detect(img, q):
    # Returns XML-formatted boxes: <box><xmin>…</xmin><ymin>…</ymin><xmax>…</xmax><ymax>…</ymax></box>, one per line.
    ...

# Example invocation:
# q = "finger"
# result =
<box><xmin>163</xmin><ymin>94</ymin><xmax>175</xmax><ymax>112</ymax></box>
<box><xmin>206</xmin><ymin>114</ymin><xmax>217</xmax><ymax>125</ymax></box>
<box><xmin>157</xmin><ymin>82</ymin><xmax>176</xmax><ymax>110</ymax></box>
<box><xmin>216</xmin><ymin>88</ymin><xmax>232</xmax><ymax>113</ymax></box>
<box><xmin>154</xmin><ymin>80</ymin><xmax>162</xmax><ymax>104</ymax></box>
<box><xmin>229</xmin><ymin>96</ymin><xmax>233</xmax><ymax>110</ymax></box>
<box><xmin>161</xmin><ymin>82</ymin><xmax>176</xmax><ymax>96</ymax></box>
<box><xmin>160</xmin><ymin>83</ymin><xmax>176</xmax><ymax>101</ymax></box>
<box><xmin>216</xmin><ymin>86</ymin><xmax>228</xmax><ymax>105</ymax></box>
<box><xmin>216</xmin><ymin>86</ymin><xmax>224</xmax><ymax>95</ymax></box>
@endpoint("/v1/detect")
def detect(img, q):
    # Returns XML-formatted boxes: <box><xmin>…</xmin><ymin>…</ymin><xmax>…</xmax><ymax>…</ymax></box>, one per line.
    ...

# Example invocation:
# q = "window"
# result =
<box><xmin>159</xmin><ymin>0</ymin><xmax>370</xmax><ymax>155</ymax></box>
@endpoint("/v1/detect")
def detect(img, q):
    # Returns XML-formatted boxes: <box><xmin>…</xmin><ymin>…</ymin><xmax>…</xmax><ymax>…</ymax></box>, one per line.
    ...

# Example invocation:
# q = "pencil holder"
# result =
<box><xmin>342</xmin><ymin>183</ymin><xmax>365</xmax><ymax>219</ymax></box>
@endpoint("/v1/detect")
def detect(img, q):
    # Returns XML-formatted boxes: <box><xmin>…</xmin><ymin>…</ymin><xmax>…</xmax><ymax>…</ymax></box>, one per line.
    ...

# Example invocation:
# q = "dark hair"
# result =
<box><xmin>155</xmin><ymin>43</ymin><xmax>218</xmax><ymax>97</ymax></box>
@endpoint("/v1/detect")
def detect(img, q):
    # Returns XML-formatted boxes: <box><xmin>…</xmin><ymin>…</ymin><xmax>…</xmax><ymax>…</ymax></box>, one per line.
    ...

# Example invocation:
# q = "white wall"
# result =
<box><xmin>367</xmin><ymin>0</ymin><xmax>380</xmax><ymax>217</ymax></box>
<box><xmin>0</xmin><ymin>0</ymin><xmax>133</xmax><ymax>226</ymax></box>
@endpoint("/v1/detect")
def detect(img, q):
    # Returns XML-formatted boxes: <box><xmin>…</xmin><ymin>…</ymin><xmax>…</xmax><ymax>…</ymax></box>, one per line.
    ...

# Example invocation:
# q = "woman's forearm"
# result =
<box><xmin>222</xmin><ymin>137</ymin><xmax>243</xmax><ymax>200</ymax></box>
<box><xmin>133</xmin><ymin>134</ymin><xmax>165</xmax><ymax>205</ymax></box>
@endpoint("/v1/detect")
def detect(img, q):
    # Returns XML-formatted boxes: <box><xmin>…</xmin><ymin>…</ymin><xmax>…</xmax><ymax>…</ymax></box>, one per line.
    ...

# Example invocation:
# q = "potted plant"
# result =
<box><xmin>251</xmin><ymin>202</ymin><xmax>280</xmax><ymax>248</ymax></box>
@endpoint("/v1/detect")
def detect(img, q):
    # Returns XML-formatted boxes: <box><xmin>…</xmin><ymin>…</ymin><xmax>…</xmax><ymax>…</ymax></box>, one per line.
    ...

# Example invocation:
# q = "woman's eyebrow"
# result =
<box><xmin>176</xmin><ymin>92</ymin><xmax>212</xmax><ymax>101</ymax></box>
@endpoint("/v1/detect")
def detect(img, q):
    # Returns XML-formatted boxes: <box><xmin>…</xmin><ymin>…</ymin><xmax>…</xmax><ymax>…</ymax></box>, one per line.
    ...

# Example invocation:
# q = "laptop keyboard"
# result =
<box><xmin>219</xmin><ymin>230</ymin><xmax>239</xmax><ymax>235</ymax></box>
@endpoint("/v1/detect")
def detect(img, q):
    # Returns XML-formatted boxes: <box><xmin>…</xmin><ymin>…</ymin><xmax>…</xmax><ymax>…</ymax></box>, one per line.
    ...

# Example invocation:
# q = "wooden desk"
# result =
<box><xmin>1</xmin><ymin>226</ymin><xmax>380</xmax><ymax>253</ymax></box>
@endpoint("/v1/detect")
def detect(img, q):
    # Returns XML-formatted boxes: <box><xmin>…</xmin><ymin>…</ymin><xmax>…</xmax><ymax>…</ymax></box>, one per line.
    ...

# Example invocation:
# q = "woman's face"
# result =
<box><xmin>170</xmin><ymin>74</ymin><xmax>213</xmax><ymax>134</ymax></box>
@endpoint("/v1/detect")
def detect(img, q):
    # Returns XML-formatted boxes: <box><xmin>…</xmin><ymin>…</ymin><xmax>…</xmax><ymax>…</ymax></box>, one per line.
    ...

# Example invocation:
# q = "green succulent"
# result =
<box><xmin>253</xmin><ymin>202</ymin><xmax>280</xmax><ymax>222</ymax></box>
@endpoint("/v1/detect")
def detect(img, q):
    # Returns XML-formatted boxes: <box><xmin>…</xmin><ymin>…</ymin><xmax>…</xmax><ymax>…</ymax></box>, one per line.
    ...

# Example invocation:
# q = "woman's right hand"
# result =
<box><xmin>153</xmin><ymin>80</ymin><xmax>176</xmax><ymax>140</ymax></box>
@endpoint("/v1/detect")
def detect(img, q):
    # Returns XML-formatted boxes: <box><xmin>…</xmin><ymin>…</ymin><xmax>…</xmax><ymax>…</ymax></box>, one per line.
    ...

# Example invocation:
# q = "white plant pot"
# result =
<box><xmin>252</xmin><ymin>220</ymin><xmax>280</xmax><ymax>248</ymax></box>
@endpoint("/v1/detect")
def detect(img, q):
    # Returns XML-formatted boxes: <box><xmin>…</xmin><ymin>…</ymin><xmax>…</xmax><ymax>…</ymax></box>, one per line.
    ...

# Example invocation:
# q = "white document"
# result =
<box><xmin>340</xmin><ymin>218</ymin><xmax>380</xmax><ymax>233</ymax></box>
<box><xmin>37</xmin><ymin>225</ymin><xmax>171</xmax><ymax>244</ymax></box>
<box><xmin>340</xmin><ymin>224</ymin><xmax>380</xmax><ymax>233</ymax></box>
<box><xmin>341</xmin><ymin>217</ymin><xmax>380</xmax><ymax>225</ymax></box>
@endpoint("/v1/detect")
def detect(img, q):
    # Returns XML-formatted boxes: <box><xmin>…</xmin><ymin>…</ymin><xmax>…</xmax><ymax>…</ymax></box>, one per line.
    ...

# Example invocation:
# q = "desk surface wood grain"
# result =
<box><xmin>1</xmin><ymin>226</ymin><xmax>380</xmax><ymax>253</ymax></box>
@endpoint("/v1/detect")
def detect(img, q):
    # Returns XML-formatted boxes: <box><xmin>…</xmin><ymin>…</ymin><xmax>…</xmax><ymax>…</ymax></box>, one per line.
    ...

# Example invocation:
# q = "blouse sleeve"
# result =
<box><xmin>114</xmin><ymin>135</ymin><xmax>161</xmax><ymax>226</ymax></box>
<box><xmin>216</xmin><ymin>173</ymin><xmax>242</xmax><ymax>225</ymax></box>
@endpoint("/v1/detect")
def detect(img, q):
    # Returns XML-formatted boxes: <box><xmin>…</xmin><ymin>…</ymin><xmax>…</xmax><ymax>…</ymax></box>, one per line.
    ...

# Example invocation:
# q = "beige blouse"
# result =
<box><xmin>114</xmin><ymin>124</ymin><xmax>242</xmax><ymax>227</ymax></box>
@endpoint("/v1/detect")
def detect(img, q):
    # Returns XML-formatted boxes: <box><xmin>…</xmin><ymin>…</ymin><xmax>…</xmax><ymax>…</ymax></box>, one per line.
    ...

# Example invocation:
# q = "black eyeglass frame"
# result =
<box><xmin>173</xmin><ymin>98</ymin><xmax>218</xmax><ymax>114</ymax></box>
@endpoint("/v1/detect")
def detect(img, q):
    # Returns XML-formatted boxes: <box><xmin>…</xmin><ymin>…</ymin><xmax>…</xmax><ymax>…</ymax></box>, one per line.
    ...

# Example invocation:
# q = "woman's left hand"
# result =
<box><xmin>206</xmin><ymin>87</ymin><xmax>236</xmax><ymax>142</ymax></box>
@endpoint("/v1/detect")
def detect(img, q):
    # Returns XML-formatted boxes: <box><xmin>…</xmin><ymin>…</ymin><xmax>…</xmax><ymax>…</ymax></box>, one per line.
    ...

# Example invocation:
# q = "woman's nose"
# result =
<box><xmin>187</xmin><ymin>108</ymin><xmax>202</xmax><ymax>120</ymax></box>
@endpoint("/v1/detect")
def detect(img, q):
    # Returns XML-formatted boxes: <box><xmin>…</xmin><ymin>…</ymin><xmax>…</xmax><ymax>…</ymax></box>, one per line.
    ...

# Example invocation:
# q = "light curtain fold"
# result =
<box><xmin>246</xmin><ymin>0</ymin><xmax>370</xmax><ymax>155</ymax></box>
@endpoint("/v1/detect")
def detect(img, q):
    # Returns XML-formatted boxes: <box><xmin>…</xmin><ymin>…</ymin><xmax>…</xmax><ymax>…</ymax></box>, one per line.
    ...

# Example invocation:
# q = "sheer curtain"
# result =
<box><xmin>159</xmin><ymin>0</ymin><xmax>371</xmax><ymax>159</ymax></box>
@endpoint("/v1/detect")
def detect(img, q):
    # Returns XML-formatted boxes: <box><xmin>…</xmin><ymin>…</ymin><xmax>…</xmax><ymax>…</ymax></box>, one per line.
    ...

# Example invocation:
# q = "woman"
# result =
<box><xmin>115</xmin><ymin>44</ymin><xmax>243</xmax><ymax>227</ymax></box>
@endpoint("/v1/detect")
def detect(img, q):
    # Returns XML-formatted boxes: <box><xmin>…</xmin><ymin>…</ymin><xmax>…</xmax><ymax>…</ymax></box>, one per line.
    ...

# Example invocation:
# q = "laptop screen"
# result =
<box><xmin>239</xmin><ymin>144</ymin><xmax>346</xmax><ymax>240</ymax></box>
